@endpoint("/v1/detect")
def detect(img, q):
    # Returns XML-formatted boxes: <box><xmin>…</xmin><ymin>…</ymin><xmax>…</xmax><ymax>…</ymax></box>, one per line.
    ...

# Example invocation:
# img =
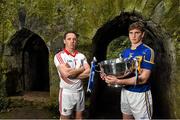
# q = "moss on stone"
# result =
<box><xmin>0</xmin><ymin>0</ymin><xmax>179</xmax><ymax>118</ymax></box>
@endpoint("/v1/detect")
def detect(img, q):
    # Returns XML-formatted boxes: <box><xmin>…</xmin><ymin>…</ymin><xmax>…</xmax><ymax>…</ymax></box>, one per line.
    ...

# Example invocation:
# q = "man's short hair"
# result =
<box><xmin>129</xmin><ymin>21</ymin><xmax>145</xmax><ymax>32</ymax></box>
<box><xmin>63</xmin><ymin>31</ymin><xmax>79</xmax><ymax>39</ymax></box>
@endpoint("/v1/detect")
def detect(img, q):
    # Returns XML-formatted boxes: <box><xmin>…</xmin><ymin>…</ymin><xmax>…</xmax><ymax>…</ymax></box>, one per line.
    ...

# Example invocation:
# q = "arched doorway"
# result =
<box><xmin>5</xmin><ymin>28</ymin><xmax>49</xmax><ymax>96</ymax></box>
<box><xmin>23</xmin><ymin>34</ymin><xmax>49</xmax><ymax>91</ymax></box>
<box><xmin>89</xmin><ymin>12</ymin><xmax>174</xmax><ymax>119</ymax></box>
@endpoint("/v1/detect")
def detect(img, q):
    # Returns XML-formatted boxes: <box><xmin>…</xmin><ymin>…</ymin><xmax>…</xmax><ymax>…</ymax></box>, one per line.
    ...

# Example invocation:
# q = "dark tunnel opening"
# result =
<box><xmin>5</xmin><ymin>28</ymin><xmax>50</xmax><ymax>96</ymax></box>
<box><xmin>88</xmin><ymin>12</ymin><xmax>172</xmax><ymax>119</ymax></box>
<box><xmin>23</xmin><ymin>35</ymin><xmax>49</xmax><ymax>92</ymax></box>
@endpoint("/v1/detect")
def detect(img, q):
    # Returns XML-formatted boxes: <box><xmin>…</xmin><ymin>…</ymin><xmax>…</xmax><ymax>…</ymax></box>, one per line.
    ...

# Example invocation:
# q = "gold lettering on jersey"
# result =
<box><xmin>136</xmin><ymin>56</ymin><xmax>143</xmax><ymax>73</ymax></box>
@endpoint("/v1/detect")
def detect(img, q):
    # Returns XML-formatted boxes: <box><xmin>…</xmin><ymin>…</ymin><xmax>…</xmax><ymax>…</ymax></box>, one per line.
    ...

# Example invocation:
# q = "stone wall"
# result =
<box><xmin>0</xmin><ymin>0</ymin><xmax>179</xmax><ymax>118</ymax></box>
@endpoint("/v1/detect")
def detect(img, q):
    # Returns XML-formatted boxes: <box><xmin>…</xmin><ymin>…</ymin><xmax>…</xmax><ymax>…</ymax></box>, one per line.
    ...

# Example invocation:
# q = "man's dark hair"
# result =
<box><xmin>129</xmin><ymin>21</ymin><xmax>145</xmax><ymax>32</ymax></box>
<box><xmin>63</xmin><ymin>31</ymin><xmax>79</xmax><ymax>39</ymax></box>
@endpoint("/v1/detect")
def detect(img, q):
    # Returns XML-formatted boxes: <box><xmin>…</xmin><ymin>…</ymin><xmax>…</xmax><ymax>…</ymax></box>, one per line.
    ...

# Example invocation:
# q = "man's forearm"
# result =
<box><xmin>68</xmin><ymin>67</ymin><xmax>85</xmax><ymax>78</ymax></box>
<box><xmin>117</xmin><ymin>76</ymin><xmax>136</xmax><ymax>85</ymax></box>
<box><xmin>77</xmin><ymin>65</ymin><xmax>90</xmax><ymax>79</ymax></box>
<box><xmin>77</xmin><ymin>70</ymin><xmax>90</xmax><ymax>79</ymax></box>
<box><xmin>117</xmin><ymin>75</ymin><xmax>148</xmax><ymax>85</ymax></box>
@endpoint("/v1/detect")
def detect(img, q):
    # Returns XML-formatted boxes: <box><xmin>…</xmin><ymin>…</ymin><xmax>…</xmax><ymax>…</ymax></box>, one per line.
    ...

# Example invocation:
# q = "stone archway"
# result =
<box><xmin>89</xmin><ymin>12</ymin><xmax>175</xmax><ymax>119</ymax></box>
<box><xmin>22</xmin><ymin>34</ymin><xmax>49</xmax><ymax>91</ymax></box>
<box><xmin>5</xmin><ymin>28</ymin><xmax>49</xmax><ymax>96</ymax></box>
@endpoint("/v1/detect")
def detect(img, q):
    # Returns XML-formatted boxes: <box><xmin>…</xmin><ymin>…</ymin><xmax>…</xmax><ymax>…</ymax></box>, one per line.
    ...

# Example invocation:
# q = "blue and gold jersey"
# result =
<box><xmin>121</xmin><ymin>43</ymin><xmax>155</xmax><ymax>92</ymax></box>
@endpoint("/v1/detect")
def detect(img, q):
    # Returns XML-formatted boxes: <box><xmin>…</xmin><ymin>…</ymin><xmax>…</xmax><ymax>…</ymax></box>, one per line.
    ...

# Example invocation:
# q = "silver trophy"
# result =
<box><xmin>99</xmin><ymin>56</ymin><xmax>136</xmax><ymax>88</ymax></box>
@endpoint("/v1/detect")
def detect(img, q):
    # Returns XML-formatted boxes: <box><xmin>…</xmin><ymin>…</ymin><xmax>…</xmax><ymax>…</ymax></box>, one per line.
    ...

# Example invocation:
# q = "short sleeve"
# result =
<box><xmin>141</xmin><ymin>48</ymin><xmax>155</xmax><ymax>70</ymax></box>
<box><xmin>54</xmin><ymin>55</ymin><xmax>60</xmax><ymax>67</ymax></box>
<box><xmin>79</xmin><ymin>54</ymin><xmax>88</xmax><ymax>65</ymax></box>
<box><xmin>54</xmin><ymin>52</ymin><xmax>65</xmax><ymax>67</ymax></box>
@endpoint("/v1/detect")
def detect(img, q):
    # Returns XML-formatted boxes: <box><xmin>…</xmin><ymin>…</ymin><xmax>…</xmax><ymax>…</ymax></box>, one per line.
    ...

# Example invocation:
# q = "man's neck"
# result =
<box><xmin>64</xmin><ymin>48</ymin><xmax>78</xmax><ymax>57</ymax></box>
<box><xmin>65</xmin><ymin>48</ymin><xmax>75</xmax><ymax>54</ymax></box>
<box><xmin>131</xmin><ymin>42</ymin><xmax>142</xmax><ymax>49</ymax></box>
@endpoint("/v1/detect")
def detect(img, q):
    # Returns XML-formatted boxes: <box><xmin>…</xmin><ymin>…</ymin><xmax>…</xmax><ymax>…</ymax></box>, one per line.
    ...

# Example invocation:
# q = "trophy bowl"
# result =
<box><xmin>99</xmin><ymin>58</ymin><xmax>133</xmax><ymax>87</ymax></box>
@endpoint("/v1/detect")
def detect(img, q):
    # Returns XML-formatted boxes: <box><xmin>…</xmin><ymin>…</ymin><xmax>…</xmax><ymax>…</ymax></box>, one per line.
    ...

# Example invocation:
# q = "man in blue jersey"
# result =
<box><xmin>102</xmin><ymin>21</ymin><xmax>155</xmax><ymax>119</ymax></box>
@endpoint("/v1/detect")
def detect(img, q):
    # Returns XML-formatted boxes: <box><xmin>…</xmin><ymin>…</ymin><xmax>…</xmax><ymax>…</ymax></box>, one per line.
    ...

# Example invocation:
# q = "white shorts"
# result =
<box><xmin>121</xmin><ymin>88</ymin><xmax>153</xmax><ymax>119</ymax></box>
<box><xmin>59</xmin><ymin>88</ymin><xmax>85</xmax><ymax>116</ymax></box>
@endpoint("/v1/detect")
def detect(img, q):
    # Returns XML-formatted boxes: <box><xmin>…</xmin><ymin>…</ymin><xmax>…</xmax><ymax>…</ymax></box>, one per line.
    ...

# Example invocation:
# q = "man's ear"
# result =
<box><xmin>63</xmin><ymin>39</ymin><xmax>66</xmax><ymax>44</ymax></box>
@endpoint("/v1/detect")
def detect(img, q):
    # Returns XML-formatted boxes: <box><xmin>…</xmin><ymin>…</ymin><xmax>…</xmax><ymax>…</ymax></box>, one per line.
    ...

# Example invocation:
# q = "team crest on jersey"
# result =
<box><xmin>67</xmin><ymin>60</ymin><xmax>73</xmax><ymax>62</ymax></box>
<box><xmin>129</xmin><ymin>53</ymin><xmax>133</xmax><ymax>59</ymax></box>
<box><xmin>63</xmin><ymin>108</ymin><xmax>67</xmax><ymax>112</ymax></box>
<box><xmin>128</xmin><ymin>53</ymin><xmax>133</xmax><ymax>59</ymax></box>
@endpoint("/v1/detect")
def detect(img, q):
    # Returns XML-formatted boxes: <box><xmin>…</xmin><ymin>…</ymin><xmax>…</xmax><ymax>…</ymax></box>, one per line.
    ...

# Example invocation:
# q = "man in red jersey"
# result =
<box><xmin>54</xmin><ymin>31</ymin><xmax>90</xmax><ymax>119</ymax></box>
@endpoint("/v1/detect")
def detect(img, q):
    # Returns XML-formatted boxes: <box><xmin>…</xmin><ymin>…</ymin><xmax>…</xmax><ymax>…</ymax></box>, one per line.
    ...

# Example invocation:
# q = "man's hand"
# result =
<box><xmin>100</xmin><ymin>71</ymin><xmax>106</xmax><ymax>80</ymax></box>
<box><xmin>65</xmin><ymin>63</ymin><xmax>71</xmax><ymax>68</ymax></box>
<box><xmin>99</xmin><ymin>66</ymin><xmax>107</xmax><ymax>80</ymax></box>
<box><xmin>105</xmin><ymin>75</ymin><xmax>119</xmax><ymax>85</ymax></box>
<box><xmin>76</xmin><ymin>63</ymin><xmax>90</xmax><ymax>79</ymax></box>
